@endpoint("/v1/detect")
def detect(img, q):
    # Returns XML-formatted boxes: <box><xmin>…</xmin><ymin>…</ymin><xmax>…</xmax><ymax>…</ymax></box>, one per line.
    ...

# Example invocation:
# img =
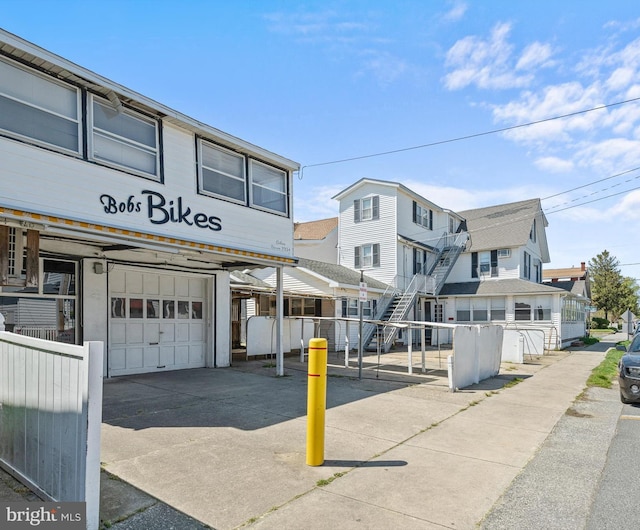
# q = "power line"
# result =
<box><xmin>298</xmin><ymin>96</ymin><xmax>640</xmax><ymax>178</ymax></box>
<box><xmin>541</xmin><ymin>166</ymin><xmax>640</xmax><ymax>201</ymax></box>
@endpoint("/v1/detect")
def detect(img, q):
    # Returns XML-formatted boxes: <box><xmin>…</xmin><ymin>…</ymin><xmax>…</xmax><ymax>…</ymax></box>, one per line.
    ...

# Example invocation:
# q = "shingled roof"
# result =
<box><xmin>440</xmin><ymin>278</ymin><xmax>570</xmax><ymax>296</ymax></box>
<box><xmin>296</xmin><ymin>257</ymin><xmax>390</xmax><ymax>291</ymax></box>
<box><xmin>459</xmin><ymin>198</ymin><xmax>548</xmax><ymax>256</ymax></box>
<box><xmin>294</xmin><ymin>218</ymin><xmax>338</xmax><ymax>240</ymax></box>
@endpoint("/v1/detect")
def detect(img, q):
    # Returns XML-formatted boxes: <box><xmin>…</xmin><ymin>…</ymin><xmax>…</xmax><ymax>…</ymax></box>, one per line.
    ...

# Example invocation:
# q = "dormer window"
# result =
<box><xmin>413</xmin><ymin>202</ymin><xmax>433</xmax><ymax>229</ymax></box>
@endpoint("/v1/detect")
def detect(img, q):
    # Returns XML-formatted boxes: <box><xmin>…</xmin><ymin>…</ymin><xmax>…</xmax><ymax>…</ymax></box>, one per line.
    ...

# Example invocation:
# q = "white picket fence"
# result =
<box><xmin>0</xmin><ymin>332</ymin><xmax>103</xmax><ymax>530</ymax></box>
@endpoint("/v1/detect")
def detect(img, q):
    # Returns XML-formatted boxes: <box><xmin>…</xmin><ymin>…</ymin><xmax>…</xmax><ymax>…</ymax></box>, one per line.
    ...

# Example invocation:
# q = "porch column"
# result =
<box><xmin>276</xmin><ymin>266</ymin><xmax>285</xmax><ymax>376</ymax></box>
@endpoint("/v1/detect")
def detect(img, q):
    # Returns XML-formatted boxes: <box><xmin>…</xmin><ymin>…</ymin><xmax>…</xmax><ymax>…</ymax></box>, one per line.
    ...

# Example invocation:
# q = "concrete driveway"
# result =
<box><xmin>100</xmin><ymin>346</ymin><xmax>597</xmax><ymax>529</ymax></box>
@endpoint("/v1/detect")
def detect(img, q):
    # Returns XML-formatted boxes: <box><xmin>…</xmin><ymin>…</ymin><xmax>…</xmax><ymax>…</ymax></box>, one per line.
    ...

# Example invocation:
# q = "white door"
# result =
<box><xmin>108</xmin><ymin>267</ymin><xmax>207</xmax><ymax>376</ymax></box>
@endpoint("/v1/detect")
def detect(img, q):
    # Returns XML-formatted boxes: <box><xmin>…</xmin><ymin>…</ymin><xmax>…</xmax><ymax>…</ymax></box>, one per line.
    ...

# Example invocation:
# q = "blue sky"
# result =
<box><xmin>3</xmin><ymin>1</ymin><xmax>640</xmax><ymax>280</ymax></box>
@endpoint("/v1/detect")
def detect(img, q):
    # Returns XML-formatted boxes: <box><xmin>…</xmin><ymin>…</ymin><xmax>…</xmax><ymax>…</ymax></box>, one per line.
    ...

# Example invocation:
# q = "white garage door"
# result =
<box><xmin>108</xmin><ymin>267</ymin><xmax>208</xmax><ymax>376</ymax></box>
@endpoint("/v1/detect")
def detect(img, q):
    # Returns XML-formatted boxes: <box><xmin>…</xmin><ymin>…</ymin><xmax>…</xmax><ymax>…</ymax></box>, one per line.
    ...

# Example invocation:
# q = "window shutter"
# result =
<box><xmin>315</xmin><ymin>298</ymin><xmax>322</xmax><ymax>316</ymax></box>
<box><xmin>341</xmin><ymin>298</ymin><xmax>347</xmax><ymax>318</ymax></box>
<box><xmin>373</xmin><ymin>243</ymin><xmax>380</xmax><ymax>267</ymax></box>
<box><xmin>354</xmin><ymin>246</ymin><xmax>361</xmax><ymax>269</ymax></box>
<box><xmin>354</xmin><ymin>200</ymin><xmax>360</xmax><ymax>223</ymax></box>
<box><xmin>429</xmin><ymin>210</ymin><xmax>433</xmax><ymax>230</ymax></box>
<box><xmin>491</xmin><ymin>250</ymin><xmax>498</xmax><ymax>277</ymax></box>
<box><xmin>372</xmin><ymin>195</ymin><xmax>379</xmax><ymax>220</ymax></box>
<box><xmin>413</xmin><ymin>248</ymin><xmax>418</xmax><ymax>275</ymax></box>
<box><xmin>372</xmin><ymin>299</ymin><xmax>377</xmax><ymax>317</ymax></box>
<box><xmin>471</xmin><ymin>252</ymin><xmax>478</xmax><ymax>278</ymax></box>
<box><xmin>283</xmin><ymin>298</ymin><xmax>289</xmax><ymax>315</ymax></box>
<box><xmin>412</xmin><ymin>201</ymin><xmax>417</xmax><ymax>223</ymax></box>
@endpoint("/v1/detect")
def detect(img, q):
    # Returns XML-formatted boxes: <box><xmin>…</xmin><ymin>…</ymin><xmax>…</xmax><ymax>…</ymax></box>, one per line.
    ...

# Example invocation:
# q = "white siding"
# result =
<box><xmin>338</xmin><ymin>184</ymin><xmax>398</xmax><ymax>285</ymax></box>
<box><xmin>294</xmin><ymin>231</ymin><xmax>338</xmax><ymax>264</ymax></box>
<box><xmin>0</xmin><ymin>123</ymin><xmax>294</xmax><ymax>257</ymax></box>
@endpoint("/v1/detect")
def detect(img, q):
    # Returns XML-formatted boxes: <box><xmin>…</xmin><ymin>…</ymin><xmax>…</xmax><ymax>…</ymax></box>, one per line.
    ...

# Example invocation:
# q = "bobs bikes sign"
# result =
<box><xmin>100</xmin><ymin>190</ymin><xmax>222</xmax><ymax>232</ymax></box>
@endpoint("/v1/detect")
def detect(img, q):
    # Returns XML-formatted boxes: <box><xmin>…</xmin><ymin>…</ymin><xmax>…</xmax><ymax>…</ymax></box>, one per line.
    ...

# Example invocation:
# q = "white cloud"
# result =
<box><xmin>535</xmin><ymin>156</ymin><xmax>574</xmax><ymax>173</ymax></box>
<box><xmin>443</xmin><ymin>22</ymin><xmax>547</xmax><ymax>90</ymax></box>
<box><xmin>401</xmin><ymin>180</ymin><xmax>548</xmax><ymax>212</ymax></box>
<box><xmin>358</xmin><ymin>50</ymin><xmax>408</xmax><ymax>86</ymax></box>
<box><xmin>610</xmin><ymin>189</ymin><xmax>640</xmax><ymax>219</ymax></box>
<box><xmin>442</xmin><ymin>1</ymin><xmax>468</xmax><ymax>22</ymax></box>
<box><xmin>293</xmin><ymin>184</ymin><xmax>342</xmax><ymax>222</ymax></box>
<box><xmin>516</xmin><ymin>42</ymin><xmax>555</xmax><ymax>71</ymax></box>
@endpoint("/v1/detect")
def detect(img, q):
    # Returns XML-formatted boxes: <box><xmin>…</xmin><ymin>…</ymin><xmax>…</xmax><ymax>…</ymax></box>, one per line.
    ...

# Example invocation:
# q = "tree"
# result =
<box><xmin>614</xmin><ymin>276</ymin><xmax>640</xmax><ymax>319</ymax></box>
<box><xmin>589</xmin><ymin>250</ymin><xmax>624</xmax><ymax>321</ymax></box>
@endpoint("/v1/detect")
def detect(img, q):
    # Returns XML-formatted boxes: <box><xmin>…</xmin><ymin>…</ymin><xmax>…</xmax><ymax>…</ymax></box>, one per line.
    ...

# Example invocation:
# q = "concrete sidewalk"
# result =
<box><xmin>1</xmin><ymin>333</ymin><xmax>623</xmax><ymax>529</ymax></box>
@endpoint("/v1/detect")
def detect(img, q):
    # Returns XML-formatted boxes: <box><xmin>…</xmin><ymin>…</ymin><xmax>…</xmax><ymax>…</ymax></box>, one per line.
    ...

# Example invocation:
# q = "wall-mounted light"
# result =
<box><xmin>94</xmin><ymin>262</ymin><xmax>104</xmax><ymax>275</ymax></box>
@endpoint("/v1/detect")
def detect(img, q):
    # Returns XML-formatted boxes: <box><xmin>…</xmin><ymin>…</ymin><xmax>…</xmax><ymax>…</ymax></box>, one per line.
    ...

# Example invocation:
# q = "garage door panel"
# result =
<box><xmin>189</xmin><ymin>344</ymin><xmax>204</xmax><ymax>365</ymax></box>
<box><xmin>144</xmin><ymin>347</ymin><xmax>159</xmax><ymax>368</ymax></box>
<box><xmin>160</xmin><ymin>323</ymin><xmax>175</xmax><ymax>341</ymax></box>
<box><xmin>190</xmin><ymin>323</ymin><xmax>204</xmax><ymax>341</ymax></box>
<box><xmin>175</xmin><ymin>346</ymin><xmax>189</xmax><ymax>366</ymax></box>
<box><xmin>143</xmin><ymin>274</ymin><xmax>160</xmax><ymax>295</ymax></box>
<box><xmin>175</xmin><ymin>323</ymin><xmax>190</xmax><ymax>342</ymax></box>
<box><xmin>110</xmin><ymin>349</ymin><xmax>126</xmax><ymax>370</ymax></box>
<box><xmin>127</xmin><ymin>348</ymin><xmax>144</xmax><ymax>368</ymax></box>
<box><xmin>111</xmin><ymin>322</ymin><xmax>126</xmax><ymax>345</ymax></box>
<box><xmin>126</xmin><ymin>271</ymin><xmax>144</xmax><ymax>294</ymax></box>
<box><xmin>159</xmin><ymin>346</ymin><xmax>175</xmax><ymax>367</ymax></box>
<box><xmin>176</xmin><ymin>276</ymin><xmax>189</xmax><ymax>297</ymax></box>
<box><xmin>127</xmin><ymin>322</ymin><xmax>144</xmax><ymax>344</ymax></box>
<box><xmin>110</xmin><ymin>269</ymin><xmax>126</xmax><ymax>292</ymax></box>
<box><xmin>189</xmin><ymin>278</ymin><xmax>205</xmax><ymax>296</ymax></box>
<box><xmin>160</xmin><ymin>276</ymin><xmax>175</xmax><ymax>296</ymax></box>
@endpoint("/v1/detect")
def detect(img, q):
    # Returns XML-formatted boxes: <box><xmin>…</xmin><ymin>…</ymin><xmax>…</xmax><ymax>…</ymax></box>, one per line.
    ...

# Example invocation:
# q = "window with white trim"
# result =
<box><xmin>354</xmin><ymin>196</ymin><xmax>379</xmax><ymax>222</ymax></box>
<box><xmin>534</xmin><ymin>296</ymin><xmax>551</xmax><ymax>321</ymax></box>
<box><xmin>491</xmin><ymin>298</ymin><xmax>506</xmax><ymax>321</ymax></box>
<box><xmin>354</xmin><ymin>243</ymin><xmax>380</xmax><ymax>269</ymax></box>
<box><xmin>199</xmin><ymin>140</ymin><xmax>246</xmax><ymax>203</ymax></box>
<box><xmin>515</xmin><ymin>297</ymin><xmax>532</xmax><ymax>321</ymax></box>
<box><xmin>0</xmin><ymin>56</ymin><xmax>81</xmax><ymax>154</ymax></box>
<box><xmin>250</xmin><ymin>159</ymin><xmax>287</xmax><ymax>214</ymax></box>
<box><xmin>472</xmin><ymin>299</ymin><xmax>488</xmax><ymax>321</ymax></box>
<box><xmin>90</xmin><ymin>96</ymin><xmax>159</xmax><ymax>179</ymax></box>
<box><xmin>456</xmin><ymin>298</ymin><xmax>471</xmax><ymax>321</ymax></box>
<box><xmin>498</xmin><ymin>248</ymin><xmax>511</xmax><ymax>258</ymax></box>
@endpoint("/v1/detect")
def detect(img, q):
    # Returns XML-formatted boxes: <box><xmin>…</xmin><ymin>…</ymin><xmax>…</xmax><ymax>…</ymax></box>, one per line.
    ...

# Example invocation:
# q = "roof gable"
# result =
<box><xmin>459</xmin><ymin>198</ymin><xmax>550</xmax><ymax>261</ymax></box>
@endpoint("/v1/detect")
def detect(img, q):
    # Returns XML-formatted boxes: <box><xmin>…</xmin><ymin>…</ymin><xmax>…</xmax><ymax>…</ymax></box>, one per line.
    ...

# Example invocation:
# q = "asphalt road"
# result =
<box><xmin>481</xmin><ymin>384</ymin><xmax>640</xmax><ymax>530</ymax></box>
<box><xmin>585</xmin><ymin>400</ymin><xmax>640</xmax><ymax>530</ymax></box>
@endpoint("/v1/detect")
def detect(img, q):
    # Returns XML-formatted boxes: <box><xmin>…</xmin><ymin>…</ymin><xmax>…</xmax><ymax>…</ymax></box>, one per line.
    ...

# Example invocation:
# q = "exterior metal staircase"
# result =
<box><xmin>362</xmin><ymin>231</ymin><xmax>468</xmax><ymax>353</ymax></box>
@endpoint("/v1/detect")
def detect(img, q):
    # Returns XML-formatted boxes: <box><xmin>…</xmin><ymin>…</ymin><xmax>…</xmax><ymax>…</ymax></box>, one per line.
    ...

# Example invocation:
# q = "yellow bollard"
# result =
<box><xmin>306</xmin><ymin>337</ymin><xmax>328</xmax><ymax>466</ymax></box>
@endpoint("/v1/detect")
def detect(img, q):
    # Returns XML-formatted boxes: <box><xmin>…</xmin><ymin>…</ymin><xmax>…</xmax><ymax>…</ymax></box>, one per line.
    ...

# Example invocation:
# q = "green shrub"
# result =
<box><xmin>591</xmin><ymin>317</ymin><xmax>609</xmax><ymax>329</ymax></box>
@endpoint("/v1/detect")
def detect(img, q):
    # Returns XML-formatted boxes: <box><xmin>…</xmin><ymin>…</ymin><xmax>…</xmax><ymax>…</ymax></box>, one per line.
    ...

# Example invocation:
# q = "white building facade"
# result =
<box><xmin>0</xmin><ymin>29</ymin><xmax>299</xmax><ymax>376</ymax></box>
<box><xmin>331</xmin><ymin>179</ymin><xmax>588</xmax><ymax>349</ymax></box>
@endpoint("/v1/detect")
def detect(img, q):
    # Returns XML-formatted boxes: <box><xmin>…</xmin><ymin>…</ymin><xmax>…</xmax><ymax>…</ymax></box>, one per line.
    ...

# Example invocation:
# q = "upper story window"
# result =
<box><xmin>250</xmin><ymin>160</ymin><xmax>288</xmax><ymax>215</ymax></box>
<box><xmin>198</xmin><ymin>140</ymin><xmax>289</xmax><ymax>216</ymax></box>
<box><xmin>354</xmin><ymin>243</ymin><xmax>380</xmax><ymax>269</ymax></box>
<box><xmin>0</xmin><ymin>56</ymin><xmax>81</xmax><ymax>154</ymax></box>
<box><xmin>498</xmin><ymin>248</ymin><xmax>511</xmax><ymax>258</ymax></box>
<box><xmin>354</xmin><ymin>196</ymin><xmax>379</xmax><ymax>222</ymax></box>
<box><xmin>530</xmin><ymin>219</ymin><xmax>537</xmax><ymax>242</ymax></box>
<box><xmin>523</xmin><ymin>251</ymin><xmax>531</xmax><ymax>280</ymax></box>
<box><xmin>413</xmin><ymin>201</ymin><xmax>433</xmax><ymax>229</ymax></box>
<box><xmin>90</xmin><ymin>96</ymin><xmax>159</xmax><ymax>179</ymax></box>
<box><xmin>199</xmin><ymin>141</ymin><xmax>246</xmax><ymax>204</ymax></box>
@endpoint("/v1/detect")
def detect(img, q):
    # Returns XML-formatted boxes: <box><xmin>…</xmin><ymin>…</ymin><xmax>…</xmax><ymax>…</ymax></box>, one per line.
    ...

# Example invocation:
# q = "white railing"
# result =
<box><xmin>14</xmin><ymin>326</ymin><xmax>59</xmax><ymax>341</ymax></box>
<box><xmin>0</xmin><ymin>332</ymin><xmax>103</xmax><ymax>530</ymax></box>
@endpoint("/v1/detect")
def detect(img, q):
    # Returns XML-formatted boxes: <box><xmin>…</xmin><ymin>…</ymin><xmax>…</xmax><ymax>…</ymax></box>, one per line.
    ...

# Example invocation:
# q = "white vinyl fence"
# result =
<box><xmin>448</xmin><ymin>325</ymin><xmax>503</xmax><ymax>391</ymax></box>
<box><xmin>0</xmin><ymin>332</ymin><xmax>103</xmax><ymax>530</ymax></box>
<box><xmin>246</xmin><ymin>316</ymin><xmax>315</xmax><ymax>357</ymax></box>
